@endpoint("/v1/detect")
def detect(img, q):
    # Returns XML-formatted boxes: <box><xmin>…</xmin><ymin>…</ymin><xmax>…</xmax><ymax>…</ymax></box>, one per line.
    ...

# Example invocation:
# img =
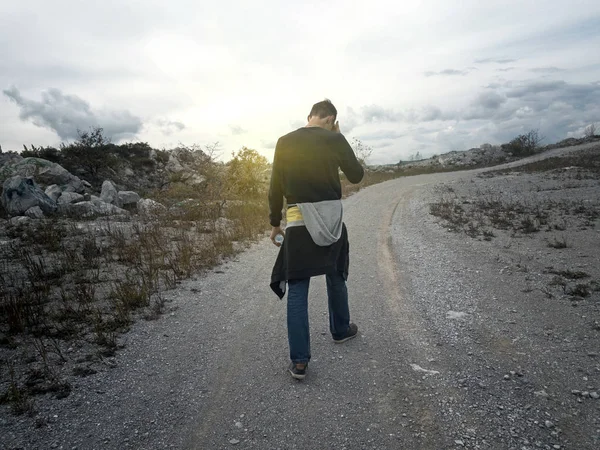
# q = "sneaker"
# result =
<box><xmin>288</xmin><ymin>362</ymin><xmax>307</xmax><ymax>380</ymax></box>
<box><xmin>333</xmin><ymin>323</ymin><xmax>358</xmax><ymax>344</ymax></box>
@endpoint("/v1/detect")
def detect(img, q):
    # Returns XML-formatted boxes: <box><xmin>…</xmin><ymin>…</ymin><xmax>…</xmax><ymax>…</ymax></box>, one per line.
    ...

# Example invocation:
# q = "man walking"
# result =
<box><xmin>269</xmin><ymin>99</ymin><xmax>364</xmax><ymax>380</ymax></box>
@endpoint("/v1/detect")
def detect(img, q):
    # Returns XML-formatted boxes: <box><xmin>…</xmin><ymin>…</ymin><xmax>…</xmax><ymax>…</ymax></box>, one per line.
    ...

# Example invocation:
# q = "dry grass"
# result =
<box><xmin>0</xmin><ymin>193</ymin><xmax>269</xmax><ymax>414</ymax></box>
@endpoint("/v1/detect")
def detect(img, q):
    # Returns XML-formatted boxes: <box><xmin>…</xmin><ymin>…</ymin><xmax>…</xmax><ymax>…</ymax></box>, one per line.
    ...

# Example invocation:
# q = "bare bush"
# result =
<box><xmin>584</xmin><ymin>123</ymin><xmax>597</xmax><ymax>138</ymax></box>
<box><xmin>351</xmin><ymin>138</ymin><xmax>373</xmax><ymax>166</ymax></box>
<box><xmin>503</xmin><ymin>129</ymin><xmax>544</xmax><ymax>156</ymax></box>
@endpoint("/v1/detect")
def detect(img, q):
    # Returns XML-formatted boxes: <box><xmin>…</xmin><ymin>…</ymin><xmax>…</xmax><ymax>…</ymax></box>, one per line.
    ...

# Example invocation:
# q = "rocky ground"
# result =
<box><xmin>1</xmin><ymin>142</ymin><xmax>599</xmax><ymax>449</ymax></box>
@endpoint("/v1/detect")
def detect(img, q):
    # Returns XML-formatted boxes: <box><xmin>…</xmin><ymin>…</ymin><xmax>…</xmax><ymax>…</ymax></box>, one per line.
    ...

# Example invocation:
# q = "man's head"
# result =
<box><xmin>307</xmin><ymin>99</ymin><xmax>337</xmax><ymax>130</ymax></box>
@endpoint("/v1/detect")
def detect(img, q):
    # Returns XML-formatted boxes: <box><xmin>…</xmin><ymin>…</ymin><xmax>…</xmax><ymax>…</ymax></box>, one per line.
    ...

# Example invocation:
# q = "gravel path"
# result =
<box><xmin>3</xmin><ymin>144</ymin><xmax>599</xmax><ymax>449</ymax></box>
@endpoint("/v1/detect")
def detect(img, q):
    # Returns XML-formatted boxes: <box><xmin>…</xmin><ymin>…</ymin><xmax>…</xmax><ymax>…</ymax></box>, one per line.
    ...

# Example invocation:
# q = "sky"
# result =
<box><xmin>1</xmin><ymin>0</ymin><xmax>600</xmax><ymax>164</ymax></box>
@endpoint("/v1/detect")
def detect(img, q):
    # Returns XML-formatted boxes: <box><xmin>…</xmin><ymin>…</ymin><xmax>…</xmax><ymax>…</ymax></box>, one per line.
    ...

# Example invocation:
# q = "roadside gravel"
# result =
<box><xmin>2</xmin><ymin>143</ymin><xmax>599</xmax><ymax>449</ymax></box>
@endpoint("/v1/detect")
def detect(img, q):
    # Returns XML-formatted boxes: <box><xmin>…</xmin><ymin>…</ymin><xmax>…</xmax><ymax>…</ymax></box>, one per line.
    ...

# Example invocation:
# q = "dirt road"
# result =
<box><xmin>4</xmin><ymin>146</ymin><xmax>599</xmax><ymax>450</ymax></box>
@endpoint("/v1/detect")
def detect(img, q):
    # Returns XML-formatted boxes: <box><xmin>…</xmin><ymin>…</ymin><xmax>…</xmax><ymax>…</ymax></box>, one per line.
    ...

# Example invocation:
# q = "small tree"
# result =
<box><xmin>351</xmin><ymin>138</ymin><xmax>373</xmax><ymax>166</ymax></box>
<box><xmin>226</xmin><ymin>147</ymin><xmax>270</xmax><ymax>199</ymax></box>
<box><xmin>60</xmin><ymin>127</ymin><xmax>116</xmax><ymax>179</ymax></box>
<box><xmin>584</xmin><ymin>123</ymin><xmax>597</xmax><ymax>138</ymax></box>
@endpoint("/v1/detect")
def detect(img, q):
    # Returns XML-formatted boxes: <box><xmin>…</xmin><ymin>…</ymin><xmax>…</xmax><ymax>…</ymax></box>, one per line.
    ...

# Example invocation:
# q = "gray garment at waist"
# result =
<box><xmin>287</xmin><ymin>199</ymin><xmax>343</xmax><ymax>247</ymax></box>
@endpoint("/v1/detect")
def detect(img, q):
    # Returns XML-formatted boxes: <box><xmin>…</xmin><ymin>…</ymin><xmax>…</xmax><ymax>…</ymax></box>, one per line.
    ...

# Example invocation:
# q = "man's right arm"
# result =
<box><xmin>268</xmin><ymin>139</ymin><xmax>284</xmax><ymax>227</ymax></box>
<box><xmin>336</xmin><ymin>134</ymin><xmax>364</xmax><ymax>184</ymax></box>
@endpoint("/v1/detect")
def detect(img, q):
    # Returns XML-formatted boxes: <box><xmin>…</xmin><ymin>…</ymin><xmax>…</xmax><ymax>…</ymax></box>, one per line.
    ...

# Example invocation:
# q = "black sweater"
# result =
<box><xmin>268</xmin><ymin>127</ymin><xmax>364</xmax><ymax>298</ymax></box>
<box><xmin>268</xmin><ymin>127</ymin><xmax>364</xmax><ymax>227</ymax></box>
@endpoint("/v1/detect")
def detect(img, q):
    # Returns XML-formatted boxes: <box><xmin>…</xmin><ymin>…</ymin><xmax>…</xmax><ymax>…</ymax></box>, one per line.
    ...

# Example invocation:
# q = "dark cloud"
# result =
<box><xmin>467</xmin><ymin>79</ymin><xmax>600</xmax><ymax>143</ymax></box>
<box><xmin>504</xmin><ymin>80</ymin><xmax>567</xmax><ymax>98</ymax></box>
<box><xmin>530</xmin><ymin>67</ymin><xmax>565</xmax><ymax>73</ymax></box>
<box><xmin>155</xmin><ymin>119</ymin><xmax>185</xmax><ymax>136</ymax></box>
<box><xmin>474</xmin><ymin>58</ymin><xmax>517</xmax><ymax>64</ymax></box>
<box><xmin>475</xmin><ymin>91</ymin><xmax>507</xmax><ymax>110</ymax></box>
<box><xmin>3</xmin><ymin>86</ymin><xmax>142</xmax><ymax>141</ymax></box>
<box><xmin>229</xmin><ymin>124</ymin><xmax>247</xmax><ymax>135</ymax></box>
<box><xmin>424</xmin><ymin>69</ymin><xmax>469</xmax><ymax>77</ymax></box>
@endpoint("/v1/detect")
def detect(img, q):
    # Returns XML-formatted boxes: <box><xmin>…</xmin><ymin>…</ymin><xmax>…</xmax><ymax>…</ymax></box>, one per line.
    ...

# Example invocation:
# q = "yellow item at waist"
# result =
<box><xmin>286</xmin><ymin>206</ymin><xmax>303</xmax><ymax>222</ymax></box>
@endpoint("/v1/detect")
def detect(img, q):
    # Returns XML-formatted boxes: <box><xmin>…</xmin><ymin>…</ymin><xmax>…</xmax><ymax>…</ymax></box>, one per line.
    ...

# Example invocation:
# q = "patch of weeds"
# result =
<box><xmin>1</xmin><ymin>361</ymin><xmax>35</xmax><ymax>416</ymax></box>
<box><xmin>429</xmin><ymin>198</ymin><xmax>468</xmax><ymax>231</ymax></box>
<box><xmin>482</xmin><ymin>229</ymin><xmax>495</xmax><ymax>240</ymax></box>
<box><xmin>547</xmin><ymin>235</ymin><xmax>568</xmax><ymax>249</ymax></box>
<box><xmin>72</xmin><ymin>366</ymin><xmax>97</xmax><ymax>377</ymax></box>
<box><xmin>552</xmin><ymin>219</ymin><xmax>567</xmax><ymax>231</ymax></box>
<box><xmin>547</xmin><ymin>268</ymin><xmax>589</xmax><ymax>279</ymax></box>
<box><xmin>465</xmin><ymin>221</ymin><xmax>481</xmax><ymax>238</ymax></box>
<box><xmin>520</xmin><ymin>216</ymin><xmax>540</xmax><ymax>233</ymax></box>
<box><xmin>144</xmin><ymin>294</ymin><xmax>166</xmax><ymax>321</ymax></box>
<box><xmin>549</xmin><ymin>276</ymin><xmax>567</xmax><ymax>288</ymax></box>
<box><xmin>567</xmin><ymin>283</ymin><xmax>591</xmax><ymax>298</ymax></box>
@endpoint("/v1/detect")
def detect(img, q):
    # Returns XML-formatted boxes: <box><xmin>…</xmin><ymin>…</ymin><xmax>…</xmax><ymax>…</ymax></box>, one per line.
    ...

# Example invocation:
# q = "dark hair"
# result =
<box><xmin>309</xmin><ymin>99</ymin><xmax>337</xmax><ymax>120</ymax></box>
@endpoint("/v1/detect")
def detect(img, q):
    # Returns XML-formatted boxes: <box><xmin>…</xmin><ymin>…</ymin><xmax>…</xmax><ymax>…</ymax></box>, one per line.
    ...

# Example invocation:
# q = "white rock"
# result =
<box><xmin>137</xmin><ymin>198</ymin><xmax>166</xmax><ymax>216</ymax></box>
<box><xmin>446</xmin><ymin>311</ymin><xmax>467</xmax><ymax>320</ymax></box>
<box><xmin>24</xmin><ymin>206</ymin><xmax>44</xmax><ymax>219</ymax></box>
<box><xmin>100</xmin><ymin>180</ymin><xmax>121</xmax><ymax>206</ymax></box>
<box><xmin>118</xmin><ymin>191</ymin><xmax>141</xmax><ymax>207</ymax></box>
<box><xmin>8</xmin><ymin>216</ymin><xmax>31</xmax><ymax>226</ymax></box>
<box><xmin>45</xmin><ymin>184</ymin><xmax>62</xmax><ymax>202</ymax></box>
<box><xmin>57</xmin><ymin>192</ymin><xmax>84</xmax><ymax>205</ymax></box>
<box><xmin>409</xmin><ymin>364</ymin><xmax>440</xmax><ymax>375</ymax></box>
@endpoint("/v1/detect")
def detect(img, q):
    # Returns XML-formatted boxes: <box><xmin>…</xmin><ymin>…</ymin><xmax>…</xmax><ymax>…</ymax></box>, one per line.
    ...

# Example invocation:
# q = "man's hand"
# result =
<box><xmin>270</xmin><ymin>226</ymin><xmax>285</xmax><ymax>247</ymax></box>
<box><xmin>333</xmin><ymin>121</ymin><xmax>340</xmax><ymax>133</ymax></box>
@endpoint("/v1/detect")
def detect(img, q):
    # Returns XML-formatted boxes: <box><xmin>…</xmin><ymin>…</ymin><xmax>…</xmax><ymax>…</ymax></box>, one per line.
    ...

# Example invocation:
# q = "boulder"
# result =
<box><xmin>25</xmin><ymin>206</ymin><xmax>44</xmax><ymax>219</ymax></box>
<box><xmin>188</xmin><ymin>174</ymin><xmax>206</xmax><ymax>186</ymax></box>
<box><xmin>0</xmin><ymin>157</ymin><xmax>85</xmax><ymax>193</ymax></box>
<box><xmin>100</xmin><ymin>180</ymin><xmax>121</xmax><ymax>206</ymax></box>
<box><xmin>137</xmin><ymin>198</ymin><xmax>166</xmax><ymax>216</ymax></box>
<box><xmin>215</xmin><ymin>217</ymin><xmax>234</xmax><ymax>234</ymax></box>
<box><xmin>166</xmin><ymin>153</ymin><xmax>185</xmax><ymax>173</ymax></box>
<box><xmin>9</xmin><ymin>216</ymin><xmax>31</xmax><ymax>226</ymax></box>
<box><xmin>45</xmin><ymin>184</ymin><xmax>62</xmax><ymax>202</ymax></box>
<box><xmin>66</xmin><ymin>200</ymin><xmax>129</xmax><ymax>218</ymax></box>
<box><xmin>0</xmin><ymin>153</ymin><xmax>23</xmax><ymax>174</ymax></box>
<box><xmin>1</xmin><ymin>176</ymin><xmax>58</xmax><ymax>216</ymax></box>
<box><xmin>118</xmin><ymin>191</ymin><xmax>140</xmax><ymax>207</ymax></box>
<box><xmin>57</xmin><ymin>192</ymin><xmax>84</xmax><ymax>205</ymax></box>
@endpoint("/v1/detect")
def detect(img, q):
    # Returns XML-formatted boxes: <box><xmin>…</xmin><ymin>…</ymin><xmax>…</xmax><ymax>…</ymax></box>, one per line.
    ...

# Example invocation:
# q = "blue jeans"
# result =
<box><xmin>287</xmin><ymin>272</ymin><xmax>351</xmax><ymax>364</ymax></box>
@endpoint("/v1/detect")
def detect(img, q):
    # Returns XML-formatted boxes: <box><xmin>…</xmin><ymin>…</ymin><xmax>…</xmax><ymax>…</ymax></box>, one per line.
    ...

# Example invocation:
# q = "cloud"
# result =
<box><xmin>360</xmin><ymin>104</ymin><xmax>403</xmax><ymax>122</ymax></box>
<box><xmin>358</xmin><ymin>130</ymin><xmax>405</xmax><ymax>140</ymax></box>
<box><xmin>155</xmin><ymin>118</ymin><xmax>185</xmax><ymax>135</ymax></box>
<box><xmin>229</xmin><ymin>124</ymin><xmax>247</xmax><ymax>135</ymax></box>
<box><xmin>504</xmin><ymin>80</ymin><xmax>567</xmax><ymax>98</ymax></box>
<box><xmin>260</xmin><ymin>140</ymin><xmax>276</xmax><ymax>149</ymax></box>
<box><xmin>3</xmin><ymin>86</ymin><xmax>142</xmax><ymax>141</ymax></box>
<box><xmin>474</xmin><ymin>58</ymin><xmax>517</xmax><ymax>64</ymax></box>
<box><xmin>497</xmin><ymin>67</ymin><xmax>516</xmax><ymax>72</ymax></box>
<box><xmin>424</xmin><ymin>69</ymin><xmax>469</xmax><ymax>77</ymax></box>
<box><xmin>289</xmin><ymin>120</ymin><xmax>305</xmax><ymax>129</ymax></box>
<box><xmin>530</xmin><ymin>66</ymin><xmax>565</xmax><ymax>73</ymax></box>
